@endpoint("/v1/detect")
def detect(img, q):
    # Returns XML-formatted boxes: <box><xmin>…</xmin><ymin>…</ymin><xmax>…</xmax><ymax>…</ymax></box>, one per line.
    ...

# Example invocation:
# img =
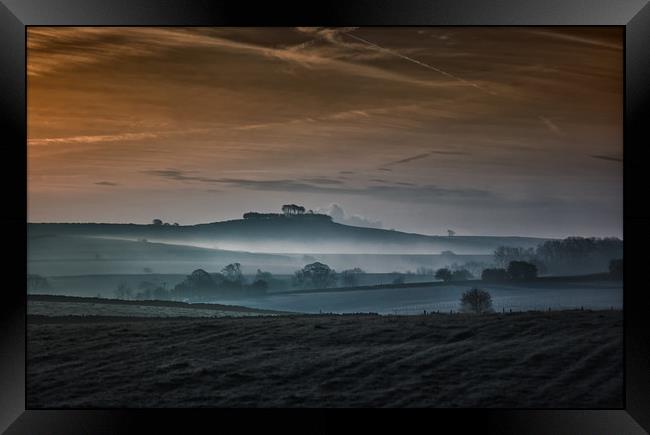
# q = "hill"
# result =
<box><xmin>28</xmin><ymin>216</ymin><xmax>549</xmax><ymax>255</ymax></box>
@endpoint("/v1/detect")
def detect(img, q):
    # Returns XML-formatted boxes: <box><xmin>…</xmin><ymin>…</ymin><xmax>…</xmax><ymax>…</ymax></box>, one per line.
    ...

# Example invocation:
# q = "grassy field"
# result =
<box><xmin>28</xmin><ymin>294</ymin><xmax>291</xmax><ymax>317</ymax></box>
<box><xmin>27</xmin><ymin>309</ymin><xmax>622</xmax><ymax>408</ymax></box>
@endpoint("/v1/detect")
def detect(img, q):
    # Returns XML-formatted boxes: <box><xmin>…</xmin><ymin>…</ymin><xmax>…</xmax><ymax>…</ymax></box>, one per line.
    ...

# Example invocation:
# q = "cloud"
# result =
<box><xmin>29</xmin><ymin>132</ymin><xmax>159</xmax><ymax>146</ymax></box>
<box><xmin>143</xmin><ymin>168</ymin><xmax>501</xmax><ymax>204</ymax></box>
<box><xmin>591</xmin><ymin>154</ymin><xmax>622</xmax><ymax>163</ymax></box>
<box><xmin>528</xmin><ymin>30</ymin><xmax>623</xmax><ymax>50</ymax></box>
<box><xmin>538</xmin><ymin>116</ymin><xmax>564</xmax><ymax>136</ymax></box>
<box><xmin>430</xmin><ymin>149</ymin><xmax>470</xmax><ymax>155</ymax></box>
<box><xmin>344</xmin><ymin>32</ymin><xmax>496</xmax><ymax>96</ymax></box>
<box><xmin>94</xmin><ymin>181</ymin><xmax>119</xmax><ymax>186</ymax></box>
<box><xmin>28</xmin><ymin>27</ymin><xmax>475</xmax><ymax>92</ymax></box>
<box><xmin>317</xmin><ymin>203</ymin><xmax>383</xmax><ymax>229</ymax></box>
<box><xmin>301</xmin><ymin>177</ymin><xmax>344</xmax><ymax>185</ymax></box>
<box><xmin>385</xmin><ymin>153</ymin><xmax>431</xmax><ymax>166</ymax></box>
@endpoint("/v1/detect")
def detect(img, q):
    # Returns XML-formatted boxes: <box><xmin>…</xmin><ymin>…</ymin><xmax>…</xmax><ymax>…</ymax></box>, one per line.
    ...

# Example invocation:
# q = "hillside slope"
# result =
<box><xmin>28</xmin><ymin>218</ymin><xmax>549</xmax><ymax>254</ymax></box>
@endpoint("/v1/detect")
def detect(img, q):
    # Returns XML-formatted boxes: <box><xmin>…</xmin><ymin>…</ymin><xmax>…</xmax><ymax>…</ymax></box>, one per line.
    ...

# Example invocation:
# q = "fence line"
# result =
<box><xmin>389</xmin><ymin>304</ymin><xmax>616</xmax><ymax>316</ymax></box>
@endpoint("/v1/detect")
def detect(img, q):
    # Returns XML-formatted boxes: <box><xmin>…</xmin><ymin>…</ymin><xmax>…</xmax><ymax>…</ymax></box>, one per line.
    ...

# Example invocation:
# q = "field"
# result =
<box><xmin>27</xmin><ymin>309</ymin><xmax>622</xmax><ymax>408</ymax></box>
<box><xmin>28</xmin><ymin>295</ymin><xmax>290</xmax><ymax>318</ymax></box>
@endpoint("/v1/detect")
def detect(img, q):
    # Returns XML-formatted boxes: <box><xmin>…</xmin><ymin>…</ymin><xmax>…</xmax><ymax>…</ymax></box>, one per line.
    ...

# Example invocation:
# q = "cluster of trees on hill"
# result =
<box><xmin>150</xmin><ymin>219</ymin><xmax>179</xmax><ymax>226</ymax></box>
<box><xmin>493</xmin><ymin>237</ymin><xmax>622</xmax><ymax>276</ymax></box>
<box><xmin>243</xmin><ymin>204</ymin><xmax>331</xmax><ymax>221</ymax></box>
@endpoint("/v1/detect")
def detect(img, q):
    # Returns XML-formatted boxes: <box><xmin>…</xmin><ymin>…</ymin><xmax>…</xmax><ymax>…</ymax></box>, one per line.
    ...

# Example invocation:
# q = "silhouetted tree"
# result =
<box><xmin>222</xmin><ymin>263</ymin><xmax>243</xmax><ymax>285</ymax></box>
<box><xmin>152</xmin><ymin>219</ymin><xmax>163</xmax><ymax>226</ymax></box>
<box><xmin>609</xmin><ymin>258</ymin><xmax>623</xmax><ymax>279</ymax></box>
<box><xmin>481</xmin><ymin>268</ymin><xmax>509</xmax><ymax>281</ymax></box>
<box><xmin>535</xmin><ymin>237</ymin><xmax>622</xmax><ymax>275</ymax></box>
<box><xmin>172</xmin><ymin>269</ymin><xmax>217</xmax><ymax>300</ymax></box>
<box><xmin>255</xmin><ymin>269</ymin><xmax>273</xmax><ymax>283</ymax></box>
<box><xmin>292</xmin><ymin>262</ymin><xmax>337</xmax><ymax>289</ymax></box>
<box><xmin>460</xmin><ymin>288</ymin><xmax>494</xmax><ymax>314</ymax></box>
<box><xmin>435</xmin><ymin>268</ymin><xmax>453</xmax><ymax>282</ymax></box>
<box><xmin>507</xmin><ymin>261</ymin><xmax>538</xmax><ymax>281</ymax></box>
<box><xmin>493</xmin><ymin>246</ymin><xmax>536</xmax><ymax>269</ymax></box>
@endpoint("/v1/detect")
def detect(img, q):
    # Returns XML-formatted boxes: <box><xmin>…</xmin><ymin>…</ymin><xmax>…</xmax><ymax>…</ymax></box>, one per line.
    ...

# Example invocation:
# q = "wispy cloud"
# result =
<box><xmin>94</xmin><ymin>181</ymin><xmax>119</xmax><ymax>186</ymax></box>
<box><xmin>528</xmin><ymin>30</ymin><xmax>623</xmax><ymax>50</ymax></box>
<box><xmin>344</xmin><ymin>32</ymin><xmax>497</xmax><ymax>95</ymax></box>
<box><xmin>143</xmin><ymin>168</ymin><xmax>502</xmax><ymax>204</ymax></box>
<box><xmin>29</xmin><ymin>132</ymin><xmax>159</xmax><ymax>146</ymax></box>
<box><xmin>384</xmin><ymin>153</ymin><xmax>431</xmax><ymax>166</ymax></box>
<box><xmin>591</xmin><ymin>154</ymin><xmax>622</xmax><ymax>163</ymax></box>
<box><xmin>28</xmin><ymin>27</ymin><xmax>481</xmax><ymax>93</ymax></box>
<box><xmin>538</xmin><ymin>116</ymin><xmax>564</xmax><ymax>136</ymax></box>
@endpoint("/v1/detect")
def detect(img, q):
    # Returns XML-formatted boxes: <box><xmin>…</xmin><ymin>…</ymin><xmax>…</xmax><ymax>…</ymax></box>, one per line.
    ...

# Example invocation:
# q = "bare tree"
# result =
<box><xmin>460</xmin><ymin>288</ymin><xmax>493</xmax><ymax>314</ymax></box>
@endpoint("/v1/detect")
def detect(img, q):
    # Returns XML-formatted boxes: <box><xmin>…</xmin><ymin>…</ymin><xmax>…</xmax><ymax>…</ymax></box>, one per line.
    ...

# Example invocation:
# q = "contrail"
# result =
<box><xmin>344</xmin><ymin>32</ymin><xmax>496</xmax><ymax>96</ymax></box>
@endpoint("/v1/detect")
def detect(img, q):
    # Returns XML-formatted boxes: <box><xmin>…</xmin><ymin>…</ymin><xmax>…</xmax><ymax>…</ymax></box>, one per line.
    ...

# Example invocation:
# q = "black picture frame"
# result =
<box><xmin>1</xmin><ymin>1</ymin><xmax>649</xmax><ymax>433</ymax></box>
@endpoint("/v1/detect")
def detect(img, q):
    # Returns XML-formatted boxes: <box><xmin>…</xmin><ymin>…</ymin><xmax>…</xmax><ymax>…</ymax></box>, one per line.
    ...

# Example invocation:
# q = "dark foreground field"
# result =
<box><xmin>27</xmin><ymin>310</ymin><xmax>622</xmax><ymax>408</ymax></box>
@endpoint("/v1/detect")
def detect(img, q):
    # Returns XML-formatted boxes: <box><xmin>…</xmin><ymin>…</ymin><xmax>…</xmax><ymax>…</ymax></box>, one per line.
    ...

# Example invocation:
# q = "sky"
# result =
<box><xmin>27</xmin><ymin>27</ymin><xmax>623</xmax><ymax>238</ymax></box>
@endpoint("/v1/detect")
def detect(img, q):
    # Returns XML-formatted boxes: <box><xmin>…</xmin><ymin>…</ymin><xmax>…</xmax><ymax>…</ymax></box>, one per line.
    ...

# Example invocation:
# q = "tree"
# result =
<box><xmin>535</xmin><ymin>237</ymin><xmax>622</xmax><ymax>275</ymax></box>
<box><xmin>255</xmin><ymin>269</ymin><xmax>273</xmax><ymax>283</ymax></box>
<box><xmin>451</xmin><ymin>269</ymin><xmax>473</xmax><ymax>281</ymax></box>
<box><xmin>507</xmin><ymin>261</ymin><xmax>538</xmax><ymax>281</ymax></box>
<box><xmin>493</xmin><ymin>246</ymin><xmax>536</xmax><ymax>269</ymax></box>
<box><xmin>609</xmin><ymin>258</ymin><xmax>623</xmax><ymax>279</ymax></box>
<box><xmin>222</xmin><ymin>263</ymin><xmax>244</xmax><ymax>288</ymax></box>
<box><xmin>282</xmin><ymin>204</ymin><xmax>306</xmax><ymax>216</ymax></box>
<box><xmin>460</xmin><ymin>288</ymin><xmax>494</xmax><ymax>314</ymax></box>
<box><xmin>152</xmin><ymin>218</ymin><xmax>163</xmax><ymax>226</ymax></box>
<box><xmin>435</xmin><ymin>268</ymin><xmax>453</xmax><ymax>282</ymax></box>
<box><xmin>292</xmin><ymin>262</ymin><xmax>337</xmax><ymax>289</ymax></box>
<box><xmin>447</xmin><ymin>229</ymin><xmax>456</xmax><ymax>237</ymax></box>
<box><xmin>481</xmin><ymin>268</ymin><xmax>509</xmax><ymax>281</ymax></box>
<box><xmin>339</xmin><ymin>268</ymin><xmax>365</xmax><ymax>287</ymax></box>
<box><xmin>252</xmin><ymin>269</ymin><xmax>273</xmax><ymax>292</ymax></box>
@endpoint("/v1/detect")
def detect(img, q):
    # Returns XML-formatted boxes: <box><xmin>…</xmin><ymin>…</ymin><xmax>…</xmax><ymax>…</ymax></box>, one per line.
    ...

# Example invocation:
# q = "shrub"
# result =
<box><xmin>460</xmin><ymin>288</ymin><xmax>494</xmax><ymax>314</ymax></box>
<box><xmin>507</xmin><ymin>261</ymin><xmax>538</xmax><ymax>280</ymax></box>
<box><xmin>435</xmin><ymin>268</ymin><xmax>453</xmax><ymax>282</ymax></box>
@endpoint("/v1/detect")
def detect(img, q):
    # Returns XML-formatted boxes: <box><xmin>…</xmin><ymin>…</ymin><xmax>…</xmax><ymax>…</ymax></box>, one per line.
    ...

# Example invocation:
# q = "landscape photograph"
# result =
<box><xmin>27</xmin><ymin>26</ymin><xmax>623</xmax><ymax>408</ymax></box>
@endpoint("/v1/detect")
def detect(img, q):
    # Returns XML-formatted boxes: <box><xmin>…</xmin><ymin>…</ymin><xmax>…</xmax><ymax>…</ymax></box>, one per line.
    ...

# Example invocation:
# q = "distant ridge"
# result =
<box><xmin>28</xmin><ymin>216</ymin><xmax>550</xmax><ymax>255</ymax></box>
